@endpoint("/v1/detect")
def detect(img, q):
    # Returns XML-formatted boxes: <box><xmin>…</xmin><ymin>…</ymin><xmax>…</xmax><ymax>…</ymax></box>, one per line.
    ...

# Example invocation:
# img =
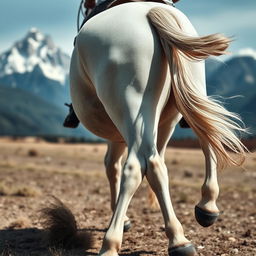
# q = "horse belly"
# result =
<box><xmin>70</xmin><ymin>48</ymin><xmax>123</xmax><ymax>142</ymax></box>
<box><xmin>79</xmin><ymin>96</ymin><xmax>123</xmax><ymax>142</ymax></box>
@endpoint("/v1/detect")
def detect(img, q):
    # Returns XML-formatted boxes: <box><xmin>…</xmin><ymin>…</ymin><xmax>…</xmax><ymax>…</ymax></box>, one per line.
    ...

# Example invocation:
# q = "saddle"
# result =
<box><xmin>108</xmin><ymin>0</ymin><xmax>173</xmax><ymax>9</ymax></box>
<box><xmin>80</xmin><ymin>0</ymin><xmax>174</xmax><ymax>30</ymax></box>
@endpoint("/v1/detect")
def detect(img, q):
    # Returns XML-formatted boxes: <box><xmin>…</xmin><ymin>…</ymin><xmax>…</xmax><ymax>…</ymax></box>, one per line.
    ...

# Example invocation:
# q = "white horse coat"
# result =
<box><xmin>69</xmin><ymin>3</ymin><xmax>246</xmax><ymax>255</ymax></box>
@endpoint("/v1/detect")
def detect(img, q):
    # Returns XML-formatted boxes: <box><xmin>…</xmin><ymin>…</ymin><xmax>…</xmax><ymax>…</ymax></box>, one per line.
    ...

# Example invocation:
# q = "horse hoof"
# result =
<box><xmin>168</xmin><ymin>244</ymin><xmax>196</xmax><ymax>256</ymax></box>
<box><xmin>195</xmin><ymin>205</ymin><xmax>219</xmax><ymax>227</ymax></box>
<box><xmin>123</xmin><ymin>220</ymin><xmax>132</xmax><ymax>232</ymax></box>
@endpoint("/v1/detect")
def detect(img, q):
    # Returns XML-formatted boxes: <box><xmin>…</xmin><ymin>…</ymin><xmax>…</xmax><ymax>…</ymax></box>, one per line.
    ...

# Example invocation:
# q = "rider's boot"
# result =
<box><xmin>63</xmin><ymin>103</ymin><xmax>80</xmax><ymax>128</ymax></box>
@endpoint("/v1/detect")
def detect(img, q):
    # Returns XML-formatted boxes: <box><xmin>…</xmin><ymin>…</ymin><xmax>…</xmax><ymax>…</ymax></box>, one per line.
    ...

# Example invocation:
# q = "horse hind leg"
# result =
<box><xmin>104</xmin><ymin>141</ymin><xmax>132</xmax><ymax>232</ymax></box>
<box><xmin>195</xmin><ymin>141</ymin><xmax>220</xmax><ymax>227</ymax></box>
<box><xmin>97</xmin><ymin>79</ymin><xmax>195</xmax><ymax>256</ymax></box>
<box><xmin>151</xmin><ymin>107</ymin><xmax>197</xmax><ymax>255</ymax></box>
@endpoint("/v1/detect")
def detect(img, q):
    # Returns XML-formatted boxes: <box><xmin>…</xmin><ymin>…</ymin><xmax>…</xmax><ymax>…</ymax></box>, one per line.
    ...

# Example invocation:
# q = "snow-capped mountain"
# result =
<box><xmin>237</xmin><ymin>48</ymin><xmax>256</xmax><ymax>60</ymax></box>
<box><xmin>207</xmin><ymin>48</ymin><xmax>256</xmax><ymax>97</ymax></box>
<box><xmin>0</xmin><ymin>28</ymin><xmax>69</xmax><ymax>85</ymax></box>
<box><xmin>0</xmin><ymin>28</ymin><xmax>70</xmax><ymax>108</ymax></box>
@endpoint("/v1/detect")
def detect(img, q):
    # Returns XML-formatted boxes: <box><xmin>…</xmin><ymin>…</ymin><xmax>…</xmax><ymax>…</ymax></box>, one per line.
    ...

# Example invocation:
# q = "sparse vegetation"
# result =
<box><xmin>12</xmin><ymin>185</ymin><xmax>41</xmax><ymax>197</ymax></box>
<box><xmin>177</xmin><ymin>192</ymin><xmax>189</xmax><ymax>203</ymax></box>
<box><xmin>28</xmin><ymin>148</ymin><xmax>39</xmax><ymax>157</ymax></box>
<box><xmin>6</xmin><ymin>217</ymin><xmax>32</xmax><ymax>229</ymax></box>
<box><xmin>0</xmin><ymin>182</ymin><xmax>10</xmax><ymax>196</ymax></box>
<box><xmin>40</xmin><ymin>197</ymin><xmax>94</xmax><ymax>250</ymax></box>
<box><xmin>183</xmin><ymin>170</ymin><xmax>193</xmax><ymax>178</ymax></box>
<box><xmin>0</xmin><ymin>139</ymin><xmax>255</xmax><ymax>255</ymax></box>
<box><xmin>171</xmin><ymin>159</ymin><xmax>179</xmax><ymax>165</ymax></box>
<box><xmin>0</xmin><ymin>183</ymin><xmax>41</xmax><ymax>197</ymax></box>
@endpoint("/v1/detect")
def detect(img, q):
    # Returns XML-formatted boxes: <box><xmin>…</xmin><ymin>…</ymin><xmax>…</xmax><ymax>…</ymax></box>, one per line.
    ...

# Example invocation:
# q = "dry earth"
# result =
<box><xmin>0</xmin><ymin>138</ymin><xmax>255</xmax><ymax>256</ymax></box>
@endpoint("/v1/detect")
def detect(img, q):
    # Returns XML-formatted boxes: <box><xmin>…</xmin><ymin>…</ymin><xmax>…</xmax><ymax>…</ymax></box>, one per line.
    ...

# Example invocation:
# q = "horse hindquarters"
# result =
<box><xmin>75</xmin><ymin>7</ymin><xmax>198</xmax><ymax>254</ymax></box>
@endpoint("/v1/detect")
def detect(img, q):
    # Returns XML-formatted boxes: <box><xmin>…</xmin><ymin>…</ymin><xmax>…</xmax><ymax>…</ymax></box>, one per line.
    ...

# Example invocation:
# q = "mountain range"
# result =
<box><xmin>0</xmin><ymin>28</ymin><xmax>70</xmax><ymax>108</ymax></box>
<box><xmin>0</xmin><ymin>29</ymin><xmax>255</xmax><ymax>139</ymax></box>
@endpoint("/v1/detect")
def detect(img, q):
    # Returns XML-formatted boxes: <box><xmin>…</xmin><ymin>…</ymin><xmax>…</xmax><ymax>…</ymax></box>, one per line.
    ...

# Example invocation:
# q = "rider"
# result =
<box><xmin>63</xmin><ymin>0</ymin><xmax>180</xmax><ymax>128</ymax></box>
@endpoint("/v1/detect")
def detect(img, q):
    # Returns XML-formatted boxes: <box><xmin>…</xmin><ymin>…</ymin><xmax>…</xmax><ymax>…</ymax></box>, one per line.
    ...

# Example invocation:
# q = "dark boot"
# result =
<box><xmin>63</xmin><ymin>103</ymin><xmax>80</xmax><ymax>128</ymax></box>
<box><xmin>179</xmin><ymin>117</ymin><xmax>190</xmax><ymax>128</ymax></box>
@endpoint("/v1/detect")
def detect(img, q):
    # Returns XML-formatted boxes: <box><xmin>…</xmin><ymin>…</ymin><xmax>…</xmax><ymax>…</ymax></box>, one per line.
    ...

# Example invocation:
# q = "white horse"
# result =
<box><xmin>70</xmin><ymin>2</ymin><xmax>246</xmax><ymax>255</ymax></box>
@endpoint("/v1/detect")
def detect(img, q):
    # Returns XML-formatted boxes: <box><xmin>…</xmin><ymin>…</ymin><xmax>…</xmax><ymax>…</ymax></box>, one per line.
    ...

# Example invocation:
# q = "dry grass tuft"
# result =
<box><xmin>177</xmin><ymin>192</ymin><xmax>189</xmax><ymax>203</ymax></box>
<box><xmin>0</xmin><ymin>182</ymin><xmax>11</xmax><ymax>196</ymax></box>
<box><xmin>6</xmin><ymin>217</ymin><xmax>32</xmax><ymax>229</ymax></box>
<box><xmin>171</xmin><ymin>159</ymin><xmax>179</xmax><ymax>165</ymax></box>
<box><xmin>0</xmin><ymin>183</ymin><xmax>41</xmax><ymax>197</ymax></box>
<box><xmin>48</xmin><ymin>247</ymin><xmax>65</xmax><ymax>256</ymax></box>
<box><xmin>1</xmin><ymin>244</ymin><xmax>13</xmax><ymax>256</ymax></box>
<box><xmin>28</xmin><ymin>148</ymin><xmax>39</xmax><ymax>157</ymax></box>
<box><xmin>183</xmin><ymin>170</ymin><xmax>193</xmax><ymax>178</ymax></box>
<box><xmin>40</xmin><ymin>197</ymin><xmax>94</xmax><ymax>250</ymax></box>
<box><xmin>12</xmin><ymin>185</ymin><xmax>41</xmax><ymax>197</ymax></box>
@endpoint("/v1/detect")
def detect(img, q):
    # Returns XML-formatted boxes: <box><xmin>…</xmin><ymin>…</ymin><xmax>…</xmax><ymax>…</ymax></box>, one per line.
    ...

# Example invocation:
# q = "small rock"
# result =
<box><xmin>230</xmin><ymin>248</ymin><xmax>239</xmax><ymax>254</ymax></box>
<box><xmin>183</xmin><ymin>170</ymin><xmax>193</xmax><ymax>178</ymax></box>
<box><xmin>228</xmin><ymin>237</ymin><xmax>236</xmax><ymax>242</ymax></box>
<box><xmin>243</xmin><ymin>229</ymin><xmax>252</xmax><ymax>237</ymax></box>
<box><xmin>45</xmin><ymin>156</ymin><xmax>52</xmax><ymax>163</ymax></box>
<box><xmin>216</xmin><ymin>227</ymin><xmax>222</xmax><ymax>232</ymax></box>
<box><xmin>241</xmin><ymin>240</ymin><xmax>248</xmax><ymax>246</ymax></box>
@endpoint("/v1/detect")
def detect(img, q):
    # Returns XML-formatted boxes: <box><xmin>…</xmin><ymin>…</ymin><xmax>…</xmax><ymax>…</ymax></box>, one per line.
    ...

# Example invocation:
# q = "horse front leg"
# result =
<box><xmin>104</xmin><ymin>141</ymin><xmax>132</xmax><ymax>231</ymax></box>
<box><xmin>195</xmin><ymin>141</ymin><xmax>220</xmax><ymax>227</ymax></box>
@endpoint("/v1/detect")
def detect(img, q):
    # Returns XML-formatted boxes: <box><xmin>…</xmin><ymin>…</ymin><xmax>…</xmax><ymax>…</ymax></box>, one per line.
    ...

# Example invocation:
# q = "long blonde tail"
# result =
<box><xmin>147</xmin><ymin>7</ymin><xmax>247</xmax><ymax>169</ymax></box>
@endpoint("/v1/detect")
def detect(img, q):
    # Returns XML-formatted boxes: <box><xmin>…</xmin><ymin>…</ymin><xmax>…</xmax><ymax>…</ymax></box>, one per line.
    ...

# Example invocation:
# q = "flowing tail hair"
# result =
<box><xmin>147</xmin><ymin>7</ymin><xmax>247</xmax><ymax>169</ymax></box>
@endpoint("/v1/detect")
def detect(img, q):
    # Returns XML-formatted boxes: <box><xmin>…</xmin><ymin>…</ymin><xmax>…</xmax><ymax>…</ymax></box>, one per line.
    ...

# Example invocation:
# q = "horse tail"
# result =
<box><xmin>147</xmin><ymin>7</ymin><xmax>247</xmax><ymax>169</ymax></box>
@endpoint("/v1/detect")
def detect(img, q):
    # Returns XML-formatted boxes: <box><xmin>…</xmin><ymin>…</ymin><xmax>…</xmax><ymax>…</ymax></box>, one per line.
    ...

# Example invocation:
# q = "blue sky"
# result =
<box><xmin>0</xmin><ymin>0</ymin><xmax>255</xmax><ymax>56</ymax></box>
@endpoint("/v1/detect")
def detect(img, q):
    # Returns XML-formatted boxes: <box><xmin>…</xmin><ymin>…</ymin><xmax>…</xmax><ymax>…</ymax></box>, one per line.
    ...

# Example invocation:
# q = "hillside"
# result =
<box><xmin>0</xmin><ymin>86</ymin><xmax>99</xmax><ymax>140</ymax></box>
<box><xmin>207</xmin><ymin>54</ymin><xmax>256</xmax><ymax>133</ymax></box>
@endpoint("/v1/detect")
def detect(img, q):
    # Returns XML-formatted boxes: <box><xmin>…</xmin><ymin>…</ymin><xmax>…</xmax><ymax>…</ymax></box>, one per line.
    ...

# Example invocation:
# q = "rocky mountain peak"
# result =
<box><xmin>26</xmin><ymin>27</ymin><xmax>45</xmax><ymax>41</ymax></box>
<box><xmin>0</xmin><ymin>28</ymin><xmax>70</xmax><ymax>84</ymax></box>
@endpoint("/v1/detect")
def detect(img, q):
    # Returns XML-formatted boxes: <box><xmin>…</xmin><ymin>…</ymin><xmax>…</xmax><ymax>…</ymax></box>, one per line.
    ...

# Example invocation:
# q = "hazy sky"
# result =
<box><xmin>0</xmin><ymin>0</ymin><xmax>255</xmax><ymax>56</ymax></box>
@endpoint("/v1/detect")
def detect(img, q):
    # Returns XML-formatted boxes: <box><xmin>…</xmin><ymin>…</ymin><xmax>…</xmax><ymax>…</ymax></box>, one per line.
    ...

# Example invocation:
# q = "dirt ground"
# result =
<box><xmin>0</xmin><ymin>137</ymin><xmax>255</xmax><ymax>256</ymax></box>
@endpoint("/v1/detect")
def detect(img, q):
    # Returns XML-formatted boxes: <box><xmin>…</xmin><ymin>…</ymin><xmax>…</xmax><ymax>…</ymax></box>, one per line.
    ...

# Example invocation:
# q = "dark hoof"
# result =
<box><xmin>123</xmin><ymin>220</ymin><xmax>132</xmax><ymax>232</ymax></box>
<box><xmin>195</xmin><ymin>205</ymin><xmax>219</xmax><ymax>227</ymax></box>
<box><xmin>168</xmin><ymin>244</ymin><xmax>196</xmax><ymax>256</ymax></box>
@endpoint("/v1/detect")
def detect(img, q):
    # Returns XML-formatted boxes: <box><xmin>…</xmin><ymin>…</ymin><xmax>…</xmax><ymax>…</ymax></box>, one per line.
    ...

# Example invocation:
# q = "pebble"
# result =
<box><xmin>228</xmin><ymin>237</ymin><xmax>236</xmax><ymax>242</ymax></box>
<box><xmin>45</xmin><ymin>156</ymin><xmax>52</xmax><ymax>163</ymax></box>
<box><xmin>183</xmin><ymin>170</ymin><xmax>193</xmax><ymax>178</ymax></box>
<box><xmin>230</xmin><ymin>248</ymin><xmax>239</xmax><ymax>254</ymax></box>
